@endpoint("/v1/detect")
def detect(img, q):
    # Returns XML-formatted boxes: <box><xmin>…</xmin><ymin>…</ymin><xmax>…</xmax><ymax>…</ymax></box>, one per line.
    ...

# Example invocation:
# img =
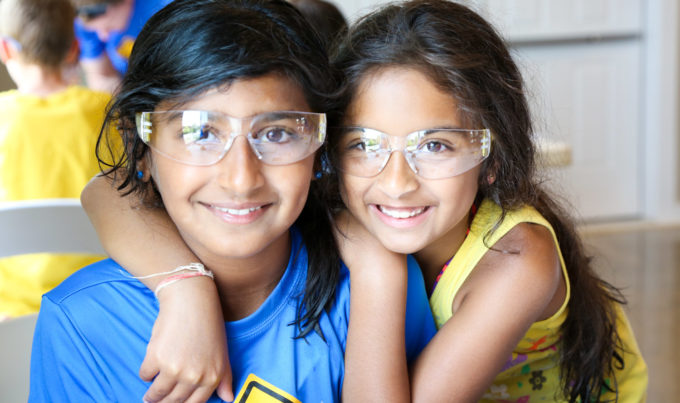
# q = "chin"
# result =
<box><xmin>380</xmin><ymin>236</ymin><xmax>424</xmax><ymax>255</ymax></box>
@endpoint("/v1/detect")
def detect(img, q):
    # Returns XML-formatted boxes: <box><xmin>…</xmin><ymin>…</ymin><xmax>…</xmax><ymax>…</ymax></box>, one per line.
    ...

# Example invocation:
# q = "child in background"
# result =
<box><xmin>35</xmin><ymin>0</ymin><xmax>434</xmax><ymax>401</ymax></box>
<box><xmin>328</xmin><ymin>1</ymin><xmax>648</xmax><ymax>401</ymax></box>
<box><xmin>83</xmin><ymin>0</ymin><xmax>647</xmax><ymax>401</ymax></box>
<box><xmin>70</xmin><ymin>0</ymin><xmax>172</xmax><ymax>92</ymax></box>
<box><xmin>0</xmin><ymin>0</ymin><xmax>109</xmax><ymax>319</ymax></box>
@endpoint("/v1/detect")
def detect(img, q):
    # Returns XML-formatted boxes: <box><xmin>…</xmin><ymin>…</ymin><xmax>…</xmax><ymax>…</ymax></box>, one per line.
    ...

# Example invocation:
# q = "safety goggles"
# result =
<box><xmin>335</xmin><ymin>127</ymin><xmax>491</xmax><ymax>179</ymax></box>
<box><xmin>135</xmin><ymin>110</ymin><xmax>326</xmax><ymax>166</ymax></box>
<box><xmin>76</xmin><ymin>3</ymin><xmax>109</xmax><ymax>21</ymax></box>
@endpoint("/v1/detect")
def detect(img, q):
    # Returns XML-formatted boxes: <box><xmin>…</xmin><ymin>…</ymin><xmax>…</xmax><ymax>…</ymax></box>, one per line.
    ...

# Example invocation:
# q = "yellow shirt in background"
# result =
<box><xmin>0</xmin><ymin>86</ymin><xmax>110</xmax><ymax>317</ymax></box>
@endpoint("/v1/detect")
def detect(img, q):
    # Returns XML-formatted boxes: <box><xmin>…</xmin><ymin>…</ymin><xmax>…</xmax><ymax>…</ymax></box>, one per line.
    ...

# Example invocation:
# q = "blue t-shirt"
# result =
<box><xmin>75</xmin><ymin>0</ymin><xmax>172</xmax><ymax>74</ymax></box>
<box><xmin>29</xmin><ymin>228</ymin><xmax>435</xmax><ymax>402</ymax></box>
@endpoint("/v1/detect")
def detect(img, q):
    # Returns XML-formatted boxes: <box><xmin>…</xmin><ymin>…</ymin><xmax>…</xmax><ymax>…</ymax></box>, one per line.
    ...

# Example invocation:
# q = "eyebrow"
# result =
<box><xmin>419</xmin><ymin>125</ymin><xmax>466</xmax><ymax>132</ymax></box>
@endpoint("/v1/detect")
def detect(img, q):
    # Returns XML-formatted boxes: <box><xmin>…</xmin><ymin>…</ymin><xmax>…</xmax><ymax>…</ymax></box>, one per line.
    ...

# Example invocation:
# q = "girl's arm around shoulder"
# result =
<box><xmin>80</xmin><ymin>175</ymin><xmax>233</xmax><ymax>402</ymax></box>
<box><xmin>411</xmin><ymin>222</ymin><xmax>566</xmax><ymax>402</ymax></box>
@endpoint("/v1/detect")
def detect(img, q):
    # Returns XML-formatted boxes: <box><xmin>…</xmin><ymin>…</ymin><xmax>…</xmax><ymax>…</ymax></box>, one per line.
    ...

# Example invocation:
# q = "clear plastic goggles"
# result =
<box><xmin>336</xmin><ymin>127</ymin><xmax>491</xmax><ymax>179</ymax></box>
<box><xmin>135</xmin><ymin>110</ymin><xmax>326</xmax><ymax>166</ymax></box>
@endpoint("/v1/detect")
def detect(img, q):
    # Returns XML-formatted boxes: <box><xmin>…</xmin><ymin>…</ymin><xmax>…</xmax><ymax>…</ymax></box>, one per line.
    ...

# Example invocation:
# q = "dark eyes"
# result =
<box><xmin>256</xmin><ymin>127</ymin><xmax>293</xmax><ymax>143</ymax></box>
<box><xmin>421</xmin><ymin>140</ymin><xmax>451</xmax><ymax>153</ymax></box>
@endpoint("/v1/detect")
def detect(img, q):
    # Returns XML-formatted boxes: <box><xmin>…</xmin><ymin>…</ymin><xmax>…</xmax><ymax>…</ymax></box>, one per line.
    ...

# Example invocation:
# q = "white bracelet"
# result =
<box><xmin>152</xmin><ymin>263</ymin><xmax>214</xmax><ymax>298</ymax></box>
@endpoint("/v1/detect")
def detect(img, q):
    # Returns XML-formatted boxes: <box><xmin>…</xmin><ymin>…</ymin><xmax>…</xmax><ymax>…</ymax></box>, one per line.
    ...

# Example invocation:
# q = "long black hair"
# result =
<box><xmin>328</xmin><ymin>1</ymin><xmax>626</xmax><ymax>400</ymax></box>
<box><xmin>96</xmin><ymin>0</ymin><xmax>341</xmax><ymax>338</ymax></box>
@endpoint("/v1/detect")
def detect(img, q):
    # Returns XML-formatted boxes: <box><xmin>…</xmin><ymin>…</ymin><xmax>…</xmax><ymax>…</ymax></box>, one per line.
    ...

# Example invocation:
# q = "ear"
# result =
<box><xmin>136</xmin><ymin>154</ymin><xmax>151</xmax><ymax>182</ymax></box>
<box><xmin>64</xmin><ymin>39</ymin><xmax>80</xmax><ymax>65</ymax></box>
<box><xmin>482</xmin><ymin>160</ymin><xmax>499</xmax><ymax>185</ymax></box>
<box><xmin>0</xmin><ymin>37</ymin><xmax>18</xmax><ymax>64</ymax></box>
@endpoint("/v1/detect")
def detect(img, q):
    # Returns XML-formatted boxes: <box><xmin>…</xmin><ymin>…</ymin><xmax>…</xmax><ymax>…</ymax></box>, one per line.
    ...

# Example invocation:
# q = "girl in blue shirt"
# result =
<box><xmin>32</xmin><ymin>1</ymin><xmax>434</xmax><ymax>402</ymax></box>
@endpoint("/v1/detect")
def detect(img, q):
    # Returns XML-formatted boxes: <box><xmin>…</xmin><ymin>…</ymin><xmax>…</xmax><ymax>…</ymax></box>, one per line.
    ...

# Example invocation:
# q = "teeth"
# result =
<box><xmin>214</xmin><ymin>206</ymin><xmax>262</xmax><ymax>216</ymax></box>
<box><xmin>379</xmin><ymin>206</ymin><xmax>425</xmax><ymax>219</ymax></box>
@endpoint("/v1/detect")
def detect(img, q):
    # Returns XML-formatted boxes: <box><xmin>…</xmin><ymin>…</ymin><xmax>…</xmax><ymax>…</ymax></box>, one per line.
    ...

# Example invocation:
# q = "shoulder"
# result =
<box><xmin>45</xmin><ymin>258</ymin><xmax>152</xmax><ymax>308</ymax></box>
<box><xmin>64</xmin><ymin>86</ymin><xmax>111</xmax><ymax>107</ymax></box>
<box><xmin>0</xmin><ymin>90</ymin><xmax>18</xmax><ymax>103</ymax></box>
<box><xmin>129</xmin><ymin>0</ymin><xmax>172</xmax><ymax>28</ymax></box>
<box><xmin>457</xmin><ymin>217</ymin><xmax>563</xmax><ymax>320</ymax></box>
<box><xmin>33</xmin><ymin>260</ymin><xmax>155</xmax><ymax>401</ymax></box>
<box><xmin>482</xmin><ymin>220</ymin><xmax>560</xmax><ymax>287</ymax></box>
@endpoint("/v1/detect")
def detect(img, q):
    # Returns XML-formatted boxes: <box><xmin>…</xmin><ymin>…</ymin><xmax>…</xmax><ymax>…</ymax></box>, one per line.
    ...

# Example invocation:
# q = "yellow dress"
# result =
<box><xmin>0</xmin><ymin>86</ymin><xmax>111</xmax><ymax>317</ymax></box>
<box><xmin>429</xmin><ymin>199</ymin><xmax>648</xmax><ymax>402</ymax></box>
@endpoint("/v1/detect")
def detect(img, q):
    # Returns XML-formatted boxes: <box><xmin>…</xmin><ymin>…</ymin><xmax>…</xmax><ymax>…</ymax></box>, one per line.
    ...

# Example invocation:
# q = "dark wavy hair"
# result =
<box><xmin>96</xmin><ymin>0</ymin><xmax>341</xmax><ymax>339</ymax></box>
<box><xmin>327</xmin><ymin>0</ymin><xmax>626</xmax><ymax>401</ymax></box>
<box><xmin>288</xmin><ymin>0</ymin><xmax>348</xmax><ymax>50</ymax></box>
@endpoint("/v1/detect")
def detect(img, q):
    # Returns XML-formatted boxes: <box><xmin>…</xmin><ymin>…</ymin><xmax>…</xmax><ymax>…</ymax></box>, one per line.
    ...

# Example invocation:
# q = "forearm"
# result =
<box><xmin>82</xmin><ymin>175</ymin><xmax>233</xmax><ymax>401</ymax></box>
<box><xmin>81</xmin><ymin>175</ymin><xmax>199</xmax><ymax>289</ymax></box>
<box><xmin>342</xmin><ymin>261</ymin><xmax>409</xmax><ymax>402</ymax></box>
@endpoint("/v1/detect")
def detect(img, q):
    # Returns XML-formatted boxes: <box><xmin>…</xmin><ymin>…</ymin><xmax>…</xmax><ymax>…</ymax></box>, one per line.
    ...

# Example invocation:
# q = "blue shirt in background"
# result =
<box><xmin>75</xmin><ymin>0</ymin><xmax>172</xmax><ymax>74</ymax></box>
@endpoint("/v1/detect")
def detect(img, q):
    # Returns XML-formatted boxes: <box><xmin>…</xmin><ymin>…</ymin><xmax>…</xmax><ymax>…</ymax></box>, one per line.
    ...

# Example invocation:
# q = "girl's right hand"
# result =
<box><xmin>334</xmin><ymin>209</ymin><xmax>404</xmax><ymax>274</ymax></box>
<box><xmin>140</xmin><ymin>276</ymin><xmax>234</xmax><ymax>403</ymax></box>
<box><xmin>335</xmin><ymin>210</ymin><xmax>411</xmax><ymax>403</ymax></box>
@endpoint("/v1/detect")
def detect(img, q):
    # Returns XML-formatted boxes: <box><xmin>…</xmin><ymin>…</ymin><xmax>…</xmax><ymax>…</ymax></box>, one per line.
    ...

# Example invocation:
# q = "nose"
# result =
<box><xmin>375</xmin><ymin>151</ymin><xmax>419</xmax><ymax>199</ymax></box>
<box><xmin>215</xmin><ymin>136</ymin><xmax>265</xmax><ymax>195</ymax></box>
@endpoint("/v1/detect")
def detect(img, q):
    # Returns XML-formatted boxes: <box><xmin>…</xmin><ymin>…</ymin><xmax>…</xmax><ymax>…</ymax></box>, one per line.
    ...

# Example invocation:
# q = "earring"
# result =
<box><xmin>137</xmin><ymin>170</ymin><xmax>144</xmax><ymax>179</ymax></box>
<box><xmin>315</xmin><ymin>171</ymin><xmax>322</xmax><ymax>179</ymax></box>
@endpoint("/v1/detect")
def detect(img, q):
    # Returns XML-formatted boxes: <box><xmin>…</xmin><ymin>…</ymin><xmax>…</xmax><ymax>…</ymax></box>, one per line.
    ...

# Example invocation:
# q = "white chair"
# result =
<box><xmin>0</xmin><ymin>198</ymin><xmax>105</xmax><ymax>403</ymax></box>
<box><xmin>0</xmin><ymin>198</ymin><xmax>105</xmax><ymax>257</ymax></box>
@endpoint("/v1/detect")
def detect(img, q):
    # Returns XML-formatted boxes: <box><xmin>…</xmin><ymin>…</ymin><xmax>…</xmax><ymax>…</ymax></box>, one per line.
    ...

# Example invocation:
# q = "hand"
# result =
<box><xmin>334</xmin><ymin>210</ymin><xmax>404</xmax><ymax>275</ymax></box>
<box><xmin>336</xmin><ymin>210</ymin><xmax>411</xmax><ymax>402</ymax></box>
<box><xmin>140</xmin><ymin>277</ymin><xmax>234</xmax><ymax>403</ymax></box>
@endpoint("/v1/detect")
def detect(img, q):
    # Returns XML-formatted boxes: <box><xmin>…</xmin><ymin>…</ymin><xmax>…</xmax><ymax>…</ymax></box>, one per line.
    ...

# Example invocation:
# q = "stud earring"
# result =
<box><xmin>137</xmin><ymin>170</ymin><xmax>144</xmax><ymax>179</ymax></box>
<box><xmin>315</xmin><ymin>171</ymin><xmax>322</xmax><ymax>179</ymax></box>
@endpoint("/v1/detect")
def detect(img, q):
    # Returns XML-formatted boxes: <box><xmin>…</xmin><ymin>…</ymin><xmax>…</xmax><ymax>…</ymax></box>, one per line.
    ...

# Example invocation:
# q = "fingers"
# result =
<box><xmin>143</xmin><ymin>372</ymin><xmax>221</xmax><ymax>403</ymax></box>
<box><xmin>215</xmin><ymin>363</ymin><xmax>234</xmax><ymax>402</ymax></box>
<box><xmin>139</xmin><ymin>354</ymin><xmax>160</xmax><ymax>383</ymax></box>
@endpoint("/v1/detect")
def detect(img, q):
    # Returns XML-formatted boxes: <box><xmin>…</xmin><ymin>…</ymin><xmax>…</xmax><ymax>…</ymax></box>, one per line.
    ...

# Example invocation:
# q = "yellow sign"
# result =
<box><xmin>234</xmin><ymin>374</ymin><xmax>302</xmax><ymax>403</ymax></box>
<box><xmin>116</xmin><ymin>37</ymin><xmax>135</xmax><ymax>59</ymax></box>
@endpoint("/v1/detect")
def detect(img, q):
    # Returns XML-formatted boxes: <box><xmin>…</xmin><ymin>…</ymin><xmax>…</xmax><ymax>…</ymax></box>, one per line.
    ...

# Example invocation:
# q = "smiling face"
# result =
<box><xmin>339</xmin><ymin>67</ymin><xmax>481</xmax><ymax>264</ymax></box>
<box><xmin>147</xmin><ymin>73</ymin><xmax>315</xmax><ymax>268</ymax></box>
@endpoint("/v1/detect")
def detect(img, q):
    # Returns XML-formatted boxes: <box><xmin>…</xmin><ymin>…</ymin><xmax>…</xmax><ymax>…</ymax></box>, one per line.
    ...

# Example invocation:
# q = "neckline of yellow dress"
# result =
<box><xmin>429</xmin><ymin>198</ymin><xmax>571</xmax><ymax>327</ymax></box>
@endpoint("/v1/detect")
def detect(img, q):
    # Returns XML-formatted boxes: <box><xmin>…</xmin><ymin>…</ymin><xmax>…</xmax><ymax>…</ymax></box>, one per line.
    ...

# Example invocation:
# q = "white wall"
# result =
<box><xmin>643</xmin><ymin>0</ymin><xmax>680</xmax><ymax>223</ymax></box>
